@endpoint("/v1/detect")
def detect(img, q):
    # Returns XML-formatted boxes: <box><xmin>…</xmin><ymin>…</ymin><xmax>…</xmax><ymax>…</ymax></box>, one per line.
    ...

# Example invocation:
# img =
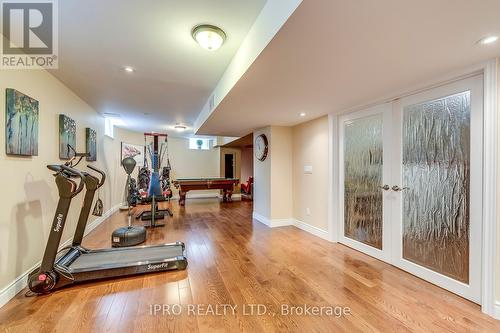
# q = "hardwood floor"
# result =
<box><xmin>1</xmin><ymin>199</ymin><xmax>499</xmax><ymax>332</ymax></box>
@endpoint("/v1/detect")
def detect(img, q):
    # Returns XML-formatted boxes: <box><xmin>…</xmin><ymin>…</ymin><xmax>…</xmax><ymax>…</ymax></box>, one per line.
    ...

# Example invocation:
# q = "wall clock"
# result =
<box><xmin>254</xmin><ymin>134</ymin><xmax>268</xmax><ymax>161</ymax></box>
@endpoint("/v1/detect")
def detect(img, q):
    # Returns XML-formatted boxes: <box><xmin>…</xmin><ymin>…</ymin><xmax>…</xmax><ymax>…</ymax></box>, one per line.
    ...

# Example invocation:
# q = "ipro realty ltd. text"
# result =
<box><xmin>150</xmin><ymin>304</ymin><xmax>352</xmax><ymax>318</ymax></box>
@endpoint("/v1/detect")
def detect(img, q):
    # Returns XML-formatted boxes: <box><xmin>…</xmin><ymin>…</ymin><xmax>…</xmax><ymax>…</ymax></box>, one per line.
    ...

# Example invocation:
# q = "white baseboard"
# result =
<box><xmin>227</xmin><ymin>193</ymin><xmax>242</xmax><ymax>200</ymax></box>
<box><xmin>271</xmin><ymin>218</ymin><xmax>294</xmax><ymax>227</ymax></box>
<box><xmin>252</xmin><ymin>212</ymin><xmax>293</xmax><ymax>228</ymax></box>
<box><xmin>293</xmin><ymin>219</ymin><xmax>330</xmax><ymax>241</ymax></box>
<box><xmin>252</xmin><ymin>211</ymin><xmax>270</xmax><ymax>226</ymax></box>
<box><xmin>494</xmin><ymin>301</ymin><xmax>500</xmax><ymax>320</ymax></box>
<box><xmin>0</xmin><ymin>203</ymin><xmax>121</xmax><ymax>309</ymax></box>
<box><xmin>252</xmin><ymin>212</ymin><xmax>329</xmax><ymax>240</ymax></box>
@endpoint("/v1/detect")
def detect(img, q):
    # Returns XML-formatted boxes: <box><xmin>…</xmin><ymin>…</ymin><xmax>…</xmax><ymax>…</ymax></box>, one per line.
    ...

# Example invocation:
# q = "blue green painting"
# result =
<box><xmin>59</xmin><ymin>114</ymin><xmax>76</xmax><ymax>159</ymax></box>
<box><xmin>86</xmin><ymin>127</ymin><xmax>97</xmax><ymax>161</ymax></box>
<box><xmin>5</xmin><ymin>89</ymin><xmax>39</xmax><ymax>156</ymax></box>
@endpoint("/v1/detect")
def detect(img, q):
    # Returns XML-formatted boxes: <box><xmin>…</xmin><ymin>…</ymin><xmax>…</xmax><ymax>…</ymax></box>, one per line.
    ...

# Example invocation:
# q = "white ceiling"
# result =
<box><xmin>197</xmin><ymin>0</ymin><xmax>500</xmax><ymax>136</ymax></box>
<box><xmin>50</xmin><ymin>0</ymin><xmax>267</xmax><ymax>135</ymax></box>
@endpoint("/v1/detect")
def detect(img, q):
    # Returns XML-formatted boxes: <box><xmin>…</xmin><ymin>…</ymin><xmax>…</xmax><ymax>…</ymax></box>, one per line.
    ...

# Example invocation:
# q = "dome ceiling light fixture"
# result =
<box><xmin>477</xmin><ymin>35</ymin><xmax>498</xmax><ymax>45</ymax></box>
<box><xmin>122</xmin><ymin>65</ymin><xmax>135</xmax><ymax>73</ymax></box>
<box><xmin>174</xmin><ymin>124</ymin><xmax>187</xmax><ymax>132</ymax></box>
<box><xmin>192</xmin><ymin>24</ymin><xmax>226</xmax><ymax>51</ymax></box>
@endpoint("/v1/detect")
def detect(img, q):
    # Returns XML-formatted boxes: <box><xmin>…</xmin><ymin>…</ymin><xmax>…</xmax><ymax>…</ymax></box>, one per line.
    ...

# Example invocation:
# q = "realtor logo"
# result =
<box><xmin>1</xmin><ymin>0</ymin><xmax>58</xmax><ymax>69</ymax></box>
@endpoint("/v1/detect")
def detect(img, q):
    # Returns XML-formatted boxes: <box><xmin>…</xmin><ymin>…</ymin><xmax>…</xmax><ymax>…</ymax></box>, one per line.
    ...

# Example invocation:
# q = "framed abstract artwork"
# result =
<box><xmin>121</xmin><ymin>142</ymin><xmax>144</xmax><ymax>167</ymax></box>
<box><xmin>59</xmin><ymin>114</ymin><xmax>76</xmax><ymax>159</ymax></box>
<box><xmin>5</xmin><ymin>88</ymin><xmax>39</xmax><ymax>156</ymax></box>
<box><xmin>86</xmin><ymin>128</ymin><xmax>97</xmax><ymax>161</ymax></box>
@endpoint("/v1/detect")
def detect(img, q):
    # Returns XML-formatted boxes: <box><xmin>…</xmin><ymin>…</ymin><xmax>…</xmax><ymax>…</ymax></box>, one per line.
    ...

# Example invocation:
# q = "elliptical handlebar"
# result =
<box><xmin>87</xmin><ymin>165</ymin><xmax>106</xmax><ymax>187</ymax></box>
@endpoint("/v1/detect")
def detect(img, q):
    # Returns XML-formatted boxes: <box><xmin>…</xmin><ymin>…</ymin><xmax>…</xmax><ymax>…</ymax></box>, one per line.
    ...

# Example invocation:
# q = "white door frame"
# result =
<box><xmin>328</xmin><ymin>59</ymin><xmax>498</xmax><ymax>317</ymax></box>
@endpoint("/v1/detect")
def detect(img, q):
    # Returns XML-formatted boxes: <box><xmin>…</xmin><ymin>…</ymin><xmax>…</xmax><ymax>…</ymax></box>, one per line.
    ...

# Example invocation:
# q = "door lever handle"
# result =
<box><xmin>392</xmin><ymin>185</ymin><xmax>409</xmax><ymax>192</ymax></box>
<box><xmin>378</xmin><ymin>185</ymin><xmax>390</xmax><ymax>191</ymax></box>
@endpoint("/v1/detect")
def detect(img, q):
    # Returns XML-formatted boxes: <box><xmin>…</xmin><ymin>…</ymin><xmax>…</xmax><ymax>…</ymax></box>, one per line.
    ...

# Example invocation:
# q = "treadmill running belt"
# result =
<box><xmin>69</xmin><ymin>245</ymin><xmax>184</xmax><ymax>271</ymax></box>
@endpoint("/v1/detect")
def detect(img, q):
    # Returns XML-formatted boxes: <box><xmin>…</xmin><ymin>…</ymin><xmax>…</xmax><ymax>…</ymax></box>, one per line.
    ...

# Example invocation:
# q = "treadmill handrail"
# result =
<box><xmin>39</xmin><ymin>167</ymin><xmax>83</xmax><ymax>272</ymax></box>
<box><xmin>87</xmin><ymin>164</ymin><xmax>106</xmax><ymax>187</ymax></box>
<box><xmin>71</xmin><ymin>170</ymin><xmax>101</xmax><ymax>247</ymax></box>
<box><xmin>60</xmin><ymin>165</ymin><xmax>85</xmax><ymax>197</ymax></box>
<box><xmin>47</xmin><ymin>164</ymin><xmax>85</xmax><ymax>197</ymax></box>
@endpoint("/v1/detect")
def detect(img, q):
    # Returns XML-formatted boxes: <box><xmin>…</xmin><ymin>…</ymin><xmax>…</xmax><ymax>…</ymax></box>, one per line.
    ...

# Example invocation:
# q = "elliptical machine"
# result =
<box><xmin>135</xmin><ymin>132</ymin><xmax>173</xmax><ymax>227</ymax></box>
<box><xmin>111</xmin><ymin>157</ymin><xmax>147</xmax><ymax>247</ymax></box>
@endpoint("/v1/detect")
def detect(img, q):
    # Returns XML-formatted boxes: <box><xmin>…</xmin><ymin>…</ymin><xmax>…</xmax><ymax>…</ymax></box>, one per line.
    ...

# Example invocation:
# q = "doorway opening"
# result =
<box><xmin>224</xmin><ymin>153</ymin><xmax>235</xmax><ymax>179</ymax></box>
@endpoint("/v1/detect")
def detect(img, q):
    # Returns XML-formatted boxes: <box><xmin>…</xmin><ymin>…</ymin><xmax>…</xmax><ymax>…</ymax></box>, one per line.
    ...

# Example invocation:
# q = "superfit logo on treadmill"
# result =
<box><xmin>147</xmin><ymin>263</ymin><xmax>169</xmax><ymax>270</ymax></box>
<box><xmin>53</xmin><ymin>213</ymin><xmax>63</xmax><ymax>232</ymax></box>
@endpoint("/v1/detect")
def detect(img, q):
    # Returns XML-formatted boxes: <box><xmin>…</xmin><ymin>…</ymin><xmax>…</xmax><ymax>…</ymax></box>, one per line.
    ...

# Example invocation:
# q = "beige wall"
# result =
<box><xmin>0</xmin><ymin>69</ymin><xmax>142</xmax><ymax>293</ymax></box>
<box><xmin>270</xmin><ymin>126</ymin><xmax>293</xmax><ymax>220</ymax></box>
<box><xmin>241</xmin><ymin>147</ymin><xmax>254</xmax><ymax>182</ymax></box>
<box><xmin>253</xmin><ymin>126</ymin><xmax>293</xmax><ymax>220</ymax></box>
<box><xmin>292</xmin><ymin>116</ymin><xmax>329</xmax><ymax>230</ymax></box>
<box><xmin>253</xmin><ymin>121</ymin><xmax>327</xmax><ymax>225</ymax></box>
<box><xmin>253</xmin><ymin>127</ymin><xmax>272</xmax><ymax>218</ymax></box>
<box><xmin>169</xmin><ymin>137</ymin><xmax>220</xmax><ymax>180</ymax></box>
<box><xmin>219</xmin><ymin>147</ymin><xmax>242</xmax><ymax>192</ymax></box>
<box><xmin>170</xmin><ymin>138</ymin><xmax>220</xmax><ymax>198</ymax></box>
<box><xmin>105</xmin><ymin>126</ymin><xmax>144</xmax><ymax>206</ymax></box>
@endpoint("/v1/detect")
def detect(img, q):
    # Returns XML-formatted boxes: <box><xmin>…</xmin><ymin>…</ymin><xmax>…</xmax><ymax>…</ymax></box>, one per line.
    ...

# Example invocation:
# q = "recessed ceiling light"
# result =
<box><xmin>174</xmin><ymin>124</ymin><xmax>187</xmax><ymax>132</ymax></box>
<box><xmin>123</xmin><ymin>66</ymin><xmax>135</xmax><ymax>73</ymax></box>
<box><xmin>299</xmin><ymin>112</ymin><xmax>306</xmax><ymax>117</ymax></box>
<box><xmin>103</xmin><ymin>112</ymin><xmax>120</xmax><ymax>118</ymax></box>
<box><xmin>192</xmin><ymin>25</ymin><xmax>226</xmax><ymax>51</ymax></box>
<box><xmin>477</xmin><ymin>35</ymin><xmax>498</xmax><ymax>45</ymax></box>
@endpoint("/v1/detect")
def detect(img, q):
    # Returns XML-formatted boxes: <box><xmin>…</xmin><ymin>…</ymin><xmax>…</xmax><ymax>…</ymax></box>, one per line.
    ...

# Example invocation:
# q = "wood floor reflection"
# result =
<box><xmin>1</xmin><ymin>199</ymin><xmax>499</xmax><ymax>332</ymax></box>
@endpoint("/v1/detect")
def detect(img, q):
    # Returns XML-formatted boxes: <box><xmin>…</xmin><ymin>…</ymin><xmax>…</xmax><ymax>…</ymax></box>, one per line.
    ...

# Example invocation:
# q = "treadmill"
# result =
<box><xmin>28</xmin><ymin>160</ymin><xmax>187</xmax><ymax>294</ymax></box>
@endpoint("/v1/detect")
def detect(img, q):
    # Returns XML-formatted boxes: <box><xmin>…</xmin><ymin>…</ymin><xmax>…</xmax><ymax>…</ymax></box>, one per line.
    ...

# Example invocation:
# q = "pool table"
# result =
<box><xmin>173</xmin><ymin>178</ymin><xmax>239</xmax><ymax>206</ymax></box>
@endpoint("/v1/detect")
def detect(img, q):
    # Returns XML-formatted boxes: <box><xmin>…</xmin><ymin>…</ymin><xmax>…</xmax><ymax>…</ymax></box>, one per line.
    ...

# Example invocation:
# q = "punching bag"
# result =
<box><xmin>148</xmin><ymin>152</ymin><xmax>162</xmax><ymax>197</ymax></box>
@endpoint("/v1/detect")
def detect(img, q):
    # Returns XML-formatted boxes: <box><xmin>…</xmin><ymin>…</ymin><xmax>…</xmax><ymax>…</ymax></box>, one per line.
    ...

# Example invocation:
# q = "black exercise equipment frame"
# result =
<box><xmin>27</xmin><ymin>150</ymin><xmax>187</xmax><ymax>295</ymax></box>
<box><xmin>135</xmin><ymin>132</ymin><xmax>173</xmax><ymax>227</ymax></box>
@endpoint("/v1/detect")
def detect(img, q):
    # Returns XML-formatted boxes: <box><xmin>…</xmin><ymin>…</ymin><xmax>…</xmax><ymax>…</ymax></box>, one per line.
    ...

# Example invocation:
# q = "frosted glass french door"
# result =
<box><xmin>339</xmin><ymin>75</ymin><xmax>483</xmax><ymax>302</ymax></box>
<box><xmin>339</xmin><ymin>103</ymin><xmax>393</xmax><ymax>262</ymax></box>
<box><xmin>391</xmin><ymin>75</ymin><xmax>483</xmax><ymax>302</ymax></box>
